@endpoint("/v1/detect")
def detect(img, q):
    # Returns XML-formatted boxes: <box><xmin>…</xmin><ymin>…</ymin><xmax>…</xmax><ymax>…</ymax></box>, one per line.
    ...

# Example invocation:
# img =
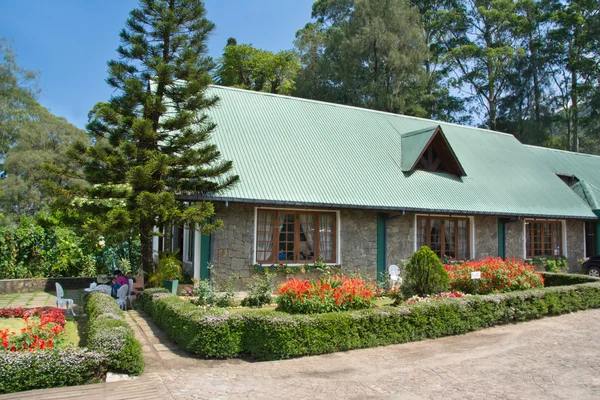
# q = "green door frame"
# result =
<box><xmin>199</xmin><ymin>233</ymin><xmax>211</xmax><ymax>280</ymax></box>
<box><xmin>498</xmin><ymin>218</ymin><xmax>506</xmax><ymax>259</ymax></box>
<box><xmin>595</xmin><ymin>210</ymin><xmax>600</xmax><ymax>256</ymax></box>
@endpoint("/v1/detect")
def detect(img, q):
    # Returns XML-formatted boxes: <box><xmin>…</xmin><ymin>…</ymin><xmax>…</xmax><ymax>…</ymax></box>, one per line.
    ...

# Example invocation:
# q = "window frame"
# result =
<box><xmin>525</xmin><ymin>220</ymin><xmax>564</xmax><ymax>259</ymax></box>
<box><xmin>416</xmin><ymin>215</ymin><xmax>471</xmax><ymax>260</ymax></box>
<box><xmin>254</xmin><ymin>208</ymin><xmax>339</xmax><ymax>265</ymax></box>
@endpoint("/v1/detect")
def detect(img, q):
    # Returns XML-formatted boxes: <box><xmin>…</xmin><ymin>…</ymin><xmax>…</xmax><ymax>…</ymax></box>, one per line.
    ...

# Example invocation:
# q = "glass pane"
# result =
<box><xmin>429</xmin><ymin>220</ymin><xmax>442</xmax><ymax>258</ymax></box>
<box><xmin>319</xmin><ymin>214</ymin><xmax>335</xmax><ymax>261</ymax></box>
<box><xmin>443</xmin><ymin>220</ymin><xmax>456</xmax><ymax>259</ymax></box>
<box><xmin>278</xmin><ymin>214</ymin><xmax>295</xmax><ymax>261</ymax></box>
<box><xmin>552</xmin><ymin>223</ymin><xmax>561</xmax><ymax>256</ymax></box>
<box><xmin>417</xmin><ymin>218</ymin><xmax>427</xmax><ymax>249</ymax></box>
<box><xmin>299</xmin><ymin>214</ymin><xmax>315</xmax><ymax>261</ymax></box>
<box><xmin>256</xmin><ymin>211</ymin><xmax>274</xmax><ymax>262</ymax></box>
<box><xmin>458</xmin><ymin>220</ymin><xmax>468</xmax><ymax>259</ymax></box>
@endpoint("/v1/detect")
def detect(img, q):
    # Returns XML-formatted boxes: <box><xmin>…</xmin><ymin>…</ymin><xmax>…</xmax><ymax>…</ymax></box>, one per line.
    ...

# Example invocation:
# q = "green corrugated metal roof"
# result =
<box><xmin>569</xmin><ymin>181</ymin><xmax>600</xmax><ymax>210</ymax></box>
<box><xmin>191</xmin><ymin>86</ymin><xmax>597</xmax><ymax>219</ymax></box>
<box><xmin>400</xmin><ymin>126</ymin><xmax>437</xmax><ymax>171</ymax></box>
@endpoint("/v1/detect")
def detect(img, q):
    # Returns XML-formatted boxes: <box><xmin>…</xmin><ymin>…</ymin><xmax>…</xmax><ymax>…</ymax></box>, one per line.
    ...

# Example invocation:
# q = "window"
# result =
<box><xmin>256</xmin><ymin>209</ymin><xmax>336</xmax><ymax>264</ymax></box>
<box><xmin>526</xmin><ymin>221</ymin><xmax>562</xmax><ymax>258</ymax></box>
<box><xmin>416</xmin><ymin>216</ymin><xmax>470</xmax><ymax>259</ymax></box>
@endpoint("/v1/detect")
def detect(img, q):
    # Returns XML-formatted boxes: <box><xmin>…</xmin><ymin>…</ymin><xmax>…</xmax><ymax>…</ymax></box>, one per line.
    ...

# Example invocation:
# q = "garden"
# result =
<box><xmin>0</xmin><ymin>292</ymin><xmax>144</xmax><ymax>394</ymax></box>
<box><xmin>139</xmin><ymin>246</ymin><xmax>600</xmax><ymax>360</ymax></box>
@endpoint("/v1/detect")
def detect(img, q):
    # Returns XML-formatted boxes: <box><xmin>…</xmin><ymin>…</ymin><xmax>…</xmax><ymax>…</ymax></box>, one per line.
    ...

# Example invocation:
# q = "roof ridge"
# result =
<box><xmin>208</xmin><ymin>85</ymin><xmax>516</xmax><ymax>138</ymax></box>
<box><xmin>401</xmin><ymin>125</ymin><xmax>439</xmax><ymax>138</ymax></box>
<box><xmin>525</xmin><ymin>144</ymin><xmax>600</xmax><ymax>159</ymax></box>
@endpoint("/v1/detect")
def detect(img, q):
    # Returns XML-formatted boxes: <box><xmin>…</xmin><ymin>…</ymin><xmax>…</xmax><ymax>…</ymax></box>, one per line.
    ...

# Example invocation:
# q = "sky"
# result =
<box><xmin>0</xmin><ymin>0</ymin><xmax>314</xmax><ymax>129</ymax></box>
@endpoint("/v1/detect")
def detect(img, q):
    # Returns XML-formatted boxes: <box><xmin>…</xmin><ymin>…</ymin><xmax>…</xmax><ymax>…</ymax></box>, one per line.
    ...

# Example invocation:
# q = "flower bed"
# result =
<box><xmin>276</xmin><ymin>276</ymin><xmax>376</xmax><ymax>314</ymax></box>
<box><xmin>1</xmin><ymin>308</ymin><xmax>66</xmax><ymax>352</ymax></box>
<box><xmin>84</xmin><ymin>292</ymin><xmax>144</xmax><ymax>375</ymax></box>
<box><xmin>445</xmin><ymin>257</ymin><xmax>544</xmax><ymax>294</ymax></box>
<box><xmin>0</xmin><ymin>306</ymin><xmax>107</xmax><ymax>394</ymax></box>
<box><xmin>139</xmin><ymin>273</ymin><xmax>600</xmax><ymax>360</ymax></box>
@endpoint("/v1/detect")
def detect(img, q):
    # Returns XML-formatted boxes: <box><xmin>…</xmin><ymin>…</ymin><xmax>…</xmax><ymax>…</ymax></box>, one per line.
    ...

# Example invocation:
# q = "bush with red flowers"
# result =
<box><xmin>445</xmin><ymin>257</ymin><xmax>544</xmax><ymax>294</ymax></box>
<box><xmin>276</xmin><ymin>275</ymin><xmax>376</xmax><ymax>314</ymax></box>
<box><xmin>0</xmin><ymin>307</ymin><xmax>67</xmax><ymax>352</ymax></box>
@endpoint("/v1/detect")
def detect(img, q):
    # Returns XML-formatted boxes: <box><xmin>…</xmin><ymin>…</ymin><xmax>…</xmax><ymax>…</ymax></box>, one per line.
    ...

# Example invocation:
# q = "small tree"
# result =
<box><xmin>402</xmin><ymin>246</ymin><xmax>449</xmax><ymax>298</ymax></box>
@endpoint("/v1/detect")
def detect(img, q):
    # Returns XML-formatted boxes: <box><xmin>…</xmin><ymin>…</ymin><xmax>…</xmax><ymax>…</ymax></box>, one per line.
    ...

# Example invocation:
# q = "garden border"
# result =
<box><xmin>140</xmin><ymin>273</ymin><xmax>600</xmax><ymax>360</ymax></box>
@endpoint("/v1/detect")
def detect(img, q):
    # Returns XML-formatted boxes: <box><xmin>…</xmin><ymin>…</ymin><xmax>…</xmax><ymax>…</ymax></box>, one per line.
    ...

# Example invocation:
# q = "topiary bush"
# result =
<box><xmin>0</xmin><ymin>349</ymin><xmax>106</xmax><ymax>394</ymax></box>
<box><xmin>84</xmin><ymin>292</ymin><xmax>144</xmax><ymax>375</ymax></box>
<box><xmin>402</xmin><ymin>246</ymin><xmax>449</xmax><ymax>298</ymax></box>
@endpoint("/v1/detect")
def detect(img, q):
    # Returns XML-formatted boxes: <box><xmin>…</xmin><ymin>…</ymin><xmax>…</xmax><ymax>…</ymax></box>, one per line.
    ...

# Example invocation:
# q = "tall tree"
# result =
<box><xmin>53</xmin><ymin>0</ymin><xmax>239</xmax><ymax>275</ymax></box>
<box><xmin>0</xmin><ymin>38</ymin><xmax>38</xmax><ymax>171</ymax></box>
<box><xmin>442</xmin><ymin>0</ymin><xmax>523</xmax><ymax>130</ymax></box>
<box><xmin>410</xmin><ymin>0</ymin><xmax>467</xmax><ymax>122</ymax></box>
<box><xmin>547</xmin><ymin>0</ymin><xmax>600</xmax><ymax>152</ymax></box>
<box><xmin>215</xmin><ymin>39</ymin><xmax>301</xmax><ymax>95</ymax></box>
<box><xmin>295</xmin><ymin>0</ymin><xmax>428</xmax><ymax>115</ymax></box>
<box><xmin>0</xmin><ymin>105</ymin><xmax>88</xmax><ymax>222</ymax></box>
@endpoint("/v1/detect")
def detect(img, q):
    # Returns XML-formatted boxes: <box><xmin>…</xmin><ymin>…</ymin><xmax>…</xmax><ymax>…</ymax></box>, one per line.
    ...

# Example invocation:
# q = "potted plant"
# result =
<box><xmin>148</xmin><ymin>252</ymin><xmax>183</xmax><ymax>294</ymax></box>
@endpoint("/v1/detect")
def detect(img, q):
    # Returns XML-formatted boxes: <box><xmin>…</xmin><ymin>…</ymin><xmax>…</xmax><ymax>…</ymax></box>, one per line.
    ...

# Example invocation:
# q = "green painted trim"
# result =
<box><xmin>200</xmin><ymin>233</ymin><xmax>211</xmax><ymax>280</ymax></box>
<box><xmin>377</xmin><ymin>213</ymin><xmax>386</xmax><ymax>281</ymax></box>
<box><xmin>498</xmin><ymin>218</ymin><xmax>506</xmax><ymax>259</ymax></box>
<box><xmin>596</xmin><ymin>221</ymin><xmax>600</xmax><ymax>258</ymax></box>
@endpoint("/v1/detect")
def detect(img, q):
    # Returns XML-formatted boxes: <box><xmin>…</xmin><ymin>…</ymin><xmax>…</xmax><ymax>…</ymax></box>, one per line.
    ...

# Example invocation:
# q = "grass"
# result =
<box><xmin>0</xmin><ymin>317</ymin><xmax>80</xmax><ymax>348</ymax></box>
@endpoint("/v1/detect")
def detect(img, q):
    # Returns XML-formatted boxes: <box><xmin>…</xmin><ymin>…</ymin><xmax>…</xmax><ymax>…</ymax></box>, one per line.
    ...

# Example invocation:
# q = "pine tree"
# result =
<box><xmin>65</xmin><ymin>0</ymin><xmax>239</xmax><ymax>274</ymax></box>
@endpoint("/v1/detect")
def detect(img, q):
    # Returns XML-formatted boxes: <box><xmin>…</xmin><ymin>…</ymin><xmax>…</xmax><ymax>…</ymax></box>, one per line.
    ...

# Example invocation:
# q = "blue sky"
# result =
<box><xmin>0</xmin><ymin>0</ymin><xmax>314</xmax><ymax>128</ymax></box>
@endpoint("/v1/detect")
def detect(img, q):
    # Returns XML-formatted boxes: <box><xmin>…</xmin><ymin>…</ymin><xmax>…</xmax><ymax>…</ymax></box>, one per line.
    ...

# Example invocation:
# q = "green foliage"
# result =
<box><xmin>0</xmin><ymin>349</ymin><xmax>107</xmax><ymax>394</ymax></box>
<box><xmin>147</xmin><ymin>252</ymin><xmax>183</xmax><ymax>287</ymax></box>
<box><xmin>542</xmin><ymin>271</ymin><xmax>598</xmax><ymax>287</ymax></box>
<box><xmin>55</xmin><ymin>0</ymin><xmax>239</xmax><ymax>276</ymax></box>
<box><xmin>241</xmin><ymin>272</ymin><xmax>274</xmax><ymax>307</ymax></box>
<box><xmin>541</xmin><ymin>257</ymin><xmax>568</xmax><ymax>273</ymax></box>
<box><xmin>0</xmin><ymin>217</ymin><xmax>95</xmax><ymax>279</ymax></box>
<box><xmin>191</xmin><ymin>275</ymin><xmax>236</xmax><ymax>308</ymax></box>
<box><xmin>84</xmin><ymin>292</ymin><xmax>144</xmax><ymax>375</ymax></box>
<box><xmin>216</xmin><ymin>39</ymin><xmax>301</xmax><ymax>95</ymax></box>
<box><xmin>294</xmin><ymin>0</ymin><xmax>429</xmax><ymax>116</ymax></box>
<box><xmin>140</xmin><ymin>280</ymin><xmax>600</xmax><ymax>360</ymax></box>
<box><xmin>402</xmin><ymin>246</ymin><xmax>449</xmax><ymax>297</ymax></box>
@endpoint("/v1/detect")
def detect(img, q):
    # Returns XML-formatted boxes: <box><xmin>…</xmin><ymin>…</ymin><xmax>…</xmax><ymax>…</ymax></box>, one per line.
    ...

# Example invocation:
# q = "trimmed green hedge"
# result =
<box><xmin>85</xmin><ymin>292</ymin><xmax>145</xmax><ymax>375</ymax></box>
<box><xmin>141</xmin><ymin>279</ymin><xmax>600</xmax><ymax>360</ymax></box>
<box><xmin>0</xmin><ymin>349</ymin><xmax>106</xmax><ymax>394</ymax></box>
<box><xmin>542</xmin><ymin>271</ymin><xmax>598</xmax><ymax>287</ymax></box>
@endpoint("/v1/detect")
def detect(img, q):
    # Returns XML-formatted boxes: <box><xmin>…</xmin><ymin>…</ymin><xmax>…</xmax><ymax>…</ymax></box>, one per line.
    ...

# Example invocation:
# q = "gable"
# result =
<box><xmin>401</xmin><ymin>125</ymin><xmax>465</xmax><ymax>176</ymax></box>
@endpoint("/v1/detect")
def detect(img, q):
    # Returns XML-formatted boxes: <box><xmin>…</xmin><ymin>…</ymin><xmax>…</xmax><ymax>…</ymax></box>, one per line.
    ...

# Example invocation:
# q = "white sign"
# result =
<box><xmin>388</xmin><ymin>265</ymin><xmax>400</xmax><ymax>282</ymax></box>
<box><xmin>471</xmin><ymin>271</ymin><xmax>481</xmax><ymax>280</ymax></box>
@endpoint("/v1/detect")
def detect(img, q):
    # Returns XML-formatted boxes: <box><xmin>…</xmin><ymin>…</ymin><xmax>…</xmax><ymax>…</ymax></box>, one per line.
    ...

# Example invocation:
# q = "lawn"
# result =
<box><xmin>0</xmin><ymin>316</ymin><xmax>81</xmax><ymax>348</ymax></box>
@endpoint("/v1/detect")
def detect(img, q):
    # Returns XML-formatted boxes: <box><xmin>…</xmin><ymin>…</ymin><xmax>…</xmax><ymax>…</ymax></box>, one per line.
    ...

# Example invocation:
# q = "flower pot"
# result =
<box><xmin>162</xmin><ymin>279</ymin><xmax>179</xmax><ymax>295</ymax></box>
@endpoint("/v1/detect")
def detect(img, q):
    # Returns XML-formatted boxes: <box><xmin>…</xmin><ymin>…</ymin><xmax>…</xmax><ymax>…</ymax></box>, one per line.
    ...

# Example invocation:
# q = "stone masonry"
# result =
<box><xmin>208</xmin><ymin>201</ymin><xmax>590</xmax><ymax>288</ymax></box>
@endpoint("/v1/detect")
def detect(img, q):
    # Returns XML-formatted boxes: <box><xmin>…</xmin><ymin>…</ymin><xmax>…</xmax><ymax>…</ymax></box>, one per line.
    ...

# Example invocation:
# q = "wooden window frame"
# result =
<box><xmin>416</xmin><ymin>216</ymin><xmax>470</xmax><ymax>260</ymax></box>
<box><xmin>526</xmin><ymin>220</ymin><xmax>563</xmax><ymax>258</ymax></box>
<box><xmin>255</xmin><ymin>209</ymin><xmax>337</xmax><ymax>264</ymax></box>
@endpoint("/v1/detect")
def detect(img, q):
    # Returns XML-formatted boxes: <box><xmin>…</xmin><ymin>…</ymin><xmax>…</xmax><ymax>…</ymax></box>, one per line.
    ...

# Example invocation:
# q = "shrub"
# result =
<box><xmin>275</xmin><ymin>275</ymin><xmax>376</xmax><ymax>314</ymax></box>
<box><xmin>191</xmin><ymin>277</ymin><xmax>236</xmax><ymax>308</ymax></box>
<box><xmin>241</xmin><ymin>272</ymin><xmax>274</xmax><ymax>307</ymax></box>
<box><xmin>84</xmin><ymin>292</ymin><xmax>144</xmax><ymax>375</ymax></box>
<box><xmin>0</xmin><ymin>349</ymin><xmax>107</xmax><ymax>394</ymax></box>
<box><xmin>402</xmin><ymin>246</ymin><xmax>449</xmax><ymax>298</ymax></box>
<box><xmin>542</xmin><ymin>272</ymin><xmax>598</xmax><ymax>287</ymax></box>
<box><xmin>446</xmin><ymin>257</ymin><xmax>544</xmax><ymax>294</ymax></box>
<box><xmin>140</xmin><ymin>281</ymin><xmax>600</xmax><ymax>360</ymax></box>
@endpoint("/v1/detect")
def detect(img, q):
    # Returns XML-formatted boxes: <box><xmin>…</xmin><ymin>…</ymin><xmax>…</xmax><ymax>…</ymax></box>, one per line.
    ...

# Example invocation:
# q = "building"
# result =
<box><xmin>157</xmin><ymin>86</ymin><xmax>600</xmax><ymax>287</ymax></box>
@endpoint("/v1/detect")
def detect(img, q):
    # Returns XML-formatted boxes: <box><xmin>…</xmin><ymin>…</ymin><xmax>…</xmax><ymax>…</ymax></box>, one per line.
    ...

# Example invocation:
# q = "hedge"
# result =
<box><xmin>0</xmin><ymin>348</ymin><xmax>106</xmax><ymax>394</ymax></box>
<box><xmin>541</xmin><ymin>271</ymin><xmax>598</xmax><ymax>287</ymax></box>
<box><xmin>85</xmin><ymin>292</ymin><xmax>145</xmax><ymax>375</ymax></box>
<box><xmin>140</xmin><ymin>275</ymin><xmax>600</xmax><ymax>360</ymax></box>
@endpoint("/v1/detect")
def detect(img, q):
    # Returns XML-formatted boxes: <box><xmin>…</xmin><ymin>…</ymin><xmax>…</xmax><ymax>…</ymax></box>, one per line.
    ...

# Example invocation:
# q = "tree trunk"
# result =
<box><xmin>571</xmin><ymin>71</ymin><xmax>578</xmax><ymax>152</ymax></box>
<box><xmin>140</xmin><ymin>218</ymin><xmax>155</xmax><ymax>276</ymax></box>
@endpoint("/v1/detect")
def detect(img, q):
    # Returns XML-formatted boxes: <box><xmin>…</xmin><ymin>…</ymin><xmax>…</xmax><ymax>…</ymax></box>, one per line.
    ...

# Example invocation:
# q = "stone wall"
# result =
<box><xmin>474</xmin><ymin>215</ymin><xmax>498</xmax><ymax>258</ymax></box>
<box><xmin>386</xmin><ymin>213</ymin><xmax>415</xmax><ymax>267</ymax></box>
<box><xmin>566</xmin><ymin>220</ymin><xmax>585</xmax><ymax>273</ymax></box>
<box><xmin>0</xmin><ymin>277</ymin><xmax>95</xmax><ymax>295</ymax></box>
<box><xmin>505</xmin><ymin>219</ymin><xmax>525</xmax><ymax>260</ymax></box>
<box><xmin>338</xmin><ymin>209</ymin><xmax>378</xmax><ymax>278</ymax></box>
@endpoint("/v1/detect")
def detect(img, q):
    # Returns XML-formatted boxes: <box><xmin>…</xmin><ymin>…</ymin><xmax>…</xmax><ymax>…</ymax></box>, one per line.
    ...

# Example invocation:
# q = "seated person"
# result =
<box><xmin>111</xmin><ymin>270</ymin><xmax>129</xmax><ymax>297</ymax></box>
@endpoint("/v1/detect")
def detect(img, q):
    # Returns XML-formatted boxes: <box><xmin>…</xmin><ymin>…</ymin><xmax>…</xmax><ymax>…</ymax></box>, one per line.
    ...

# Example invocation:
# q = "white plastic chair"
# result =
<box><xmin>126</xmin><ymin>279</ymin><xmax>135</xmax><ymax>309</ymax></box>
<box><xmin>116</xmin><ymin>284</ymin><xmax>129</xmax><ymax>311</ymax></box>
<box><xmin>55</xmin><ymin>282</ymin><xmax>76</xmax><ymax>316</ymax></box>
